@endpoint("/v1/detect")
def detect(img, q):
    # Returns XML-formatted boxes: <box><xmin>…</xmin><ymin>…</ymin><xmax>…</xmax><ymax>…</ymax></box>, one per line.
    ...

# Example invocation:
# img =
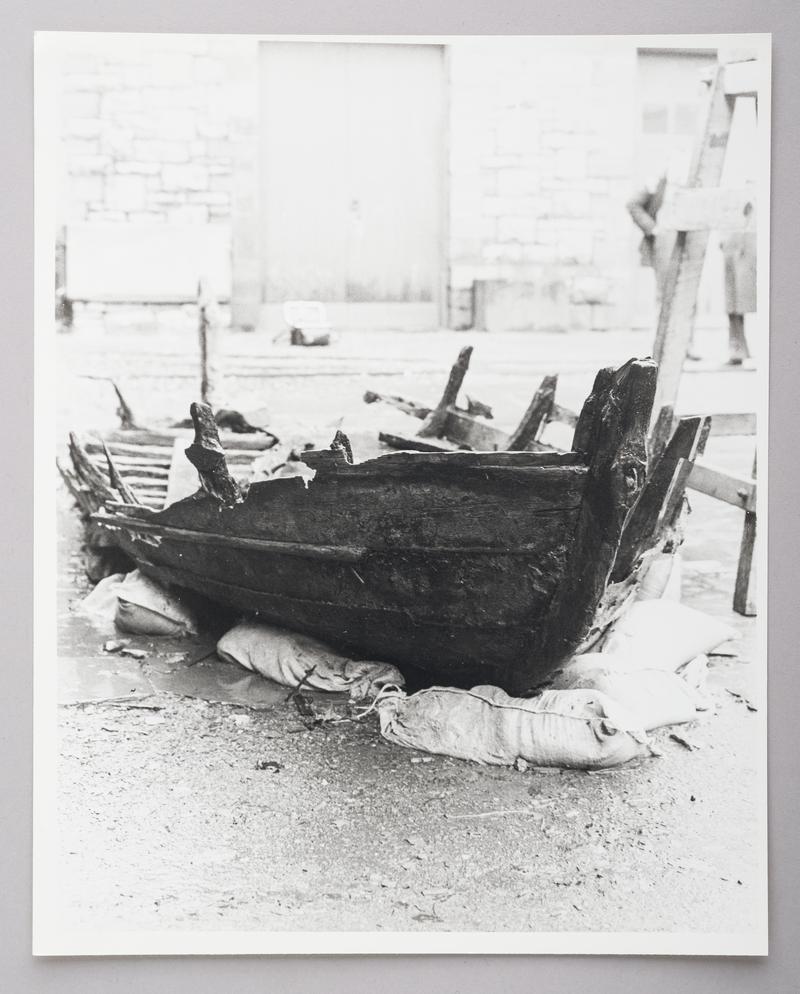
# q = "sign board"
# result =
<box><xmin>659</xmin><ymin>184</ymin><xmax>757</xmax><ymax>232</ymax></box>
<box><xmin>65</xmin><ymin>224</ymin><xmax>232</xmax><ymax>302</ymax></box>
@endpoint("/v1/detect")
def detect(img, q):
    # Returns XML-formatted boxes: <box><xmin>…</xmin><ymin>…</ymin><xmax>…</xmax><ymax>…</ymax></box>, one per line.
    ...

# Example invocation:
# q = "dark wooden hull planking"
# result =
<box><xmin>69</xmin><ymin>358</ymin><xmax>678</xmax><ymax>694</ymax></box>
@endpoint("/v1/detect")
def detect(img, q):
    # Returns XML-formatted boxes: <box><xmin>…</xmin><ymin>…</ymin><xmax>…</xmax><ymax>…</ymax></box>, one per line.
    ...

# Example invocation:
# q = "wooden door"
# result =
<box><xmin>258</xmin><ymin>42</ymin><xmax>445</xmax><ymax>331</ymax></box>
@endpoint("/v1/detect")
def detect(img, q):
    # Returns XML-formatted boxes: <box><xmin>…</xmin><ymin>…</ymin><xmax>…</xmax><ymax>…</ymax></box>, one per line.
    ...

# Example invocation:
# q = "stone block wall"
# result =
<box><xmin>58</xmin><ymin>36</ymin><xmax>247</xmax><ymax>229</ymax></box>
<box><xmin>447</xmin><ymin>40</ymin><xmax>640</xmax><ymax>332</ymax></box>
<box><xmin>56</xmin><ymin>37</ymin><xmax>669</xmax><ymax>332</ymax></box>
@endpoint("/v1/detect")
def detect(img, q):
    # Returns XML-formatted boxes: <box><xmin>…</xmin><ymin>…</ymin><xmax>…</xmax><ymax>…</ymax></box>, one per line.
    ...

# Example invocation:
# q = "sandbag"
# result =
<box><xmin>114</xmin><ymin>570</ymin><xmax>199</xmax><ymax>636</ymax></box>
<box><xmin>600</xmin><ymin>600</ymin><xmax>737</xmax><ymax>670</ymax></box>
<box><xmin>377</xmin><ymin>685</ymin><xmax>653</xmax><ymax>769</ymax></box>
<box><xmin>636</xmin><ymin>551</ymin><xmax>682</xmax><ymax>601</ymax></box>
<box><xmin>76</xmin><ymin>572</ymin><xmax>127</xmax><ymax>627</ymax></box>
<box><xmin>549</xmin><ymin>652</ymin><xmax>703</xmax><ymax>731</ymax></box>
<box><xmin>217</xmin><ymin>620</ymin><xmax>405</xmax><ymax>700</ymax></box>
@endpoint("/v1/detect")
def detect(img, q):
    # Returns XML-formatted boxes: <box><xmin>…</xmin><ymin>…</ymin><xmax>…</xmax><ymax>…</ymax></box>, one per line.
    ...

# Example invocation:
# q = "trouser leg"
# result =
<box><xmin>728</xmin><ymin>313</ymin><xmax>750</xmax><ymax>362</ymax></box>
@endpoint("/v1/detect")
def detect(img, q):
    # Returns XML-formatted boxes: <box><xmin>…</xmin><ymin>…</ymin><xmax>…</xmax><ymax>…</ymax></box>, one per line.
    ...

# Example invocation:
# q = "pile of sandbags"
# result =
<box><xmin>374</xmin><ymin>599</ymin><xmax>737</xmax><ymax>769</ymax></box>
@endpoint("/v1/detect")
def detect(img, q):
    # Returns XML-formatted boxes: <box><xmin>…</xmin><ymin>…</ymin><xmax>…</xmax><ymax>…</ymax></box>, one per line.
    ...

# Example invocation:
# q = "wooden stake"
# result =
<box><xmin>198</xmin><ymin>277</ymin><xmax>222</xmax><ymax>408</ymax></box>
<box><xmin>418</xmin><ymin>346</ymin><xmax>473</xmax><ymax>438</ymax></box>
<box><xmin>507</xmin><ymin>374</ymin><xmax>558</xmax><ymax>451</ymax></box>
<box><xmin>109</xmin><ymin>380</ymin><xmax>140</xmax><ymax>430</ymax></box>
<box><xmin>733</xmin><ymin>451</ymin><xmax>757</xmax><ymax>616</ymax></box>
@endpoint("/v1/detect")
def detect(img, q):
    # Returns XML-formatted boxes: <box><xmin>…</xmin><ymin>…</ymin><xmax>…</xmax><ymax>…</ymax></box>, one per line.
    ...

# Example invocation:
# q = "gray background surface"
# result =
<box><xmin>2</xmin><ymin>0</ymin><xmax>798</xmax><ymax>991</ymax></box>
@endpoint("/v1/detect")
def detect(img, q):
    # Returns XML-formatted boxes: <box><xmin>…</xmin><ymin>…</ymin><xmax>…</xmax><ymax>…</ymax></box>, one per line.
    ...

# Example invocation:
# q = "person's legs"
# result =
<box><xmin>728</xmin><ymin>312</ymin><xmax>750</xmax><ymax>364</ymax></box>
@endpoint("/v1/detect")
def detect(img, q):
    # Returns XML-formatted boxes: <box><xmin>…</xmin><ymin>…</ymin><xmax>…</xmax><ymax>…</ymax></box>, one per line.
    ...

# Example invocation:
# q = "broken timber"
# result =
<box><xmin>369</xmin><ymin>347</ymin><xmax>563</xmax><ymax>454</ymax></box>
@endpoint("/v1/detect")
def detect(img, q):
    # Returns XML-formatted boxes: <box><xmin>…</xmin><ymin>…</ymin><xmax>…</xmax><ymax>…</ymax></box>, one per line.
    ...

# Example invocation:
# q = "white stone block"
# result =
<box><xmin>569</xmin><ymin>275</ymin><xmax>610</xmax><ymax>305</ymax></box>
<box><xmin>496</xmin><ymin>167</ymin><xmax>538</xmax><ymax>199</ymax></box>
<box><xmin>70</xmin><ymin>154</ymin><xmax>112</xmax><ymax>175</ymax></box>
<box><xmin>62</xmin><ymin>92</ymin><xmax>100</xmax><ymax>118</ymax></box>
<box><xmin>115</xmin><ymin>161</ymin><xmax>161</xmax><ymax>176</ymax></box>
<box><xmin>67</xmin><ymin>118</ymin><xmax>103</xmax><ymax>139</ymax></box>
<box><xmin>496</xmin><ymin>216</ymin><xmax>538</xmax><ymax>243</ymax></box>
<box><xmin>167</xmin><ymin>204</ymin><xmax>209</xmax><ymax>224</ymax></box>
<box><xmin>105</xmin><ymin>174</ymin><xmax>147</xmax><ymax>212</ymax></box>
<box><xmin>135</xmin><ymin>140</ymin><xmax>192</xmax><ymax>164</ymax></box>
<box><xmin>100</xmin><ymin>90</ymin><xmax>143</xmax><ymax>117</ymax></box>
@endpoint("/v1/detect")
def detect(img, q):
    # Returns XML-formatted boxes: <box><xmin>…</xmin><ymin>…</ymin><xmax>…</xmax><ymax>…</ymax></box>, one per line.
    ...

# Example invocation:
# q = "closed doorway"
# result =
<box><xmin>258</xmin><ymin>41</ymin><xmax>446</xmax><ymax>332</ymax></box>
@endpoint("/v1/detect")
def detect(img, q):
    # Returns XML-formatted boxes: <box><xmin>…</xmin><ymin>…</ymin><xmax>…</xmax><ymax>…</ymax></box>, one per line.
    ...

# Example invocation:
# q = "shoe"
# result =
<box><xmin>686</xmin><ymin>351</ymin><xmax>702</xmax><ymax>362</ymax></box>
<box><xmin>726</xmin><ymin>356</ymin><xmax>744</xmax><ymax>366</ymax></box>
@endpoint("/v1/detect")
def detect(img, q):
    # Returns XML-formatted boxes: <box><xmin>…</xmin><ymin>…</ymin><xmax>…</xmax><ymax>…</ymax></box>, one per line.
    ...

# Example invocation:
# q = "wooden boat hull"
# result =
<box><xmin>94</xmin><ymin>451</ymin><xmax>587</xmax><ymax>689</ymax></box>
<box><xmin>64</xmin><ymin>357</ymin><xmax>706</xmax><ymax>694</ymax></box>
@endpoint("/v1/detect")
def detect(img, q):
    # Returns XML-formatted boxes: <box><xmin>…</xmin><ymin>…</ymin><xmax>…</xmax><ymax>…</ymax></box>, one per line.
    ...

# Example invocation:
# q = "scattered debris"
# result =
<box><xmin>255</xmin><ymin>759</ymin><xmax>283</xmax><ymax>773</ymax></box>
<box><xmin>445</xmin><ymin>808</ymin><xmax>543</xmax><ymax>820</ymax></box>
<box><xmin>726</xmin><ymin>689</ymin><xmax>758</xmax><ymax>712</ymax></box>
<box><xmin>669</xmin><ymin>732</ymin><xmax>702</xmax><ymax>751</ymax></box>
<box><xmin>119</xmin><ymin>647</ymin><xmax>148</xmax><ymax>660</ymax></box>
<box><xmin>103</xmin><ymin>639</ymin><xmax>128</xmax><ymax>654</ymax></box>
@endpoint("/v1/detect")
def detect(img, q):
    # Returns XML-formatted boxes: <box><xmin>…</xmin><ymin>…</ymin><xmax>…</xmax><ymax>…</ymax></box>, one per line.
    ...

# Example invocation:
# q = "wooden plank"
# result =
<box><xmin>306</xmin><ymin>448</ymin><xmax>586</xmax><ymax>473</ymax></box>
<box><xmin>549</xmin><ymin>403</ymin><xmax>578</xmax><ymax>429</ymax></box>
<box><xmin>659</xmin><ymin>184</ymin><xmax>756</xmax><ymax>231</ymax></box>
<box><xmin>363</xmin><ymin>390</ymin><xmax>431</xmax><ymax>420</ymax></box>
<box><xmin>687</xmin><ymin>462</ymin><xmax>757</xmax><ymax>511</ymax></box>
<box><xmin>147</xmin><ymin>460</ymin><xmax>587</xmax><ymax>554</ymax></box>
<box><xmin>441</xmin><ymin>408</ymin><xmax>509</xmax><ymax>451</ymax></box>
<box><xmin>126</xmin><ymin>557</ymin><xmax>540</xmax><ymax>687</ymax></box>
<box><xmin>101</xmin><ymin>429</ymin><xmax>273</xmax><ymax>451</ymax></box>
<box><xmin>507</xmin><ymin>375</ymin><xmax>558</xmax><ymax>450</ymax></box>
<box><xmin>701</xmin><ymin>412</ymin><xmax>756</xmax><ymax>437</ymax></box>
<box><xmin>418</xmin><ymin>346</ymin><xmax>472</xmax><ymax>438</ymax></box>
<box><xmin>723</xmin><ymin>59</ymin><xmax>759</xmax><ymax>97</ymax></box>
<box><xmin>648</xmin><ymin>405</ymin><xmax>675</xmax><ymax>469</ymax></box>
<box><xmin>653</xmin><ymin>66</ymin><xmax>735</xmax><ymax>415</ymax></box>
<box><xmin>611</xmin><ymin>416</ymin><xmax>709</xmax><ymax>583</ymax></box>
<box><xmin>377</xmin><ymin>432</ymin><xmax>453</xmax><ymax>453</ymax></box>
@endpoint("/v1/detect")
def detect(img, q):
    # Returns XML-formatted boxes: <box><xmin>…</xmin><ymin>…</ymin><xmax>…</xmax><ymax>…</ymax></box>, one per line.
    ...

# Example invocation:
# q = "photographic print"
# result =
<box><xmin>33</xmin><ymin>32</ymin><xmax>769</xmax><ymax>955</ymax></box>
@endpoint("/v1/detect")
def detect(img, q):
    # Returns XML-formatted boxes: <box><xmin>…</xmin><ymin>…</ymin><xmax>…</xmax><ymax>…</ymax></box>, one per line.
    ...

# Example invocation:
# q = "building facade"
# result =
<box><xmin>56</xmin><ymin>36</ymin><xmax>756</xmax><ymax>334</ymax></box>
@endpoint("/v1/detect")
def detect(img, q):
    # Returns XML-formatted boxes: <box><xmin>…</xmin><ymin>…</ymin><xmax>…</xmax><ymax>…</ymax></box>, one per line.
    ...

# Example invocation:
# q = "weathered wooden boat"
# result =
<box><xmin>64</xmin><ymin>357</ymin><xmax>709</xmax><ymax>694</ymax></box>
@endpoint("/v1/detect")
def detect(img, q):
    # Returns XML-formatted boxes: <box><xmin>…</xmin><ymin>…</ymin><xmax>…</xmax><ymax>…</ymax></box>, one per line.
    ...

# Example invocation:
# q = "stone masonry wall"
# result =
<box><xmin>59</xmin><ymin>38</ymin><xmax>651</xmax><ymax>332</ymax></box>
<box><xmin>58</xmin><ymin>35</ymin><xmax>245</xmax><ymax>228</ymax></box>
<box><xmin>447</xmin><ymin>40</ymin><xmax>640</xmax><ymax>332</ymax></box>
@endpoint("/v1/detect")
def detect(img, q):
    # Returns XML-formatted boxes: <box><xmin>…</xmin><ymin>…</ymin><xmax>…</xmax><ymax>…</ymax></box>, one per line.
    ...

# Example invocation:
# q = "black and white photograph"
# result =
<box><xmin>34</xmin><ymin>32</ymin><xmax>769</xmax><ymax>955</ymax></box>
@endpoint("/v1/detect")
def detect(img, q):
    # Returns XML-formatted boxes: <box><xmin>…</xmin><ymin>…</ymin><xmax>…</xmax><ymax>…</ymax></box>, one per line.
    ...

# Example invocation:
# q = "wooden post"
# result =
<box><xmin>418</xmin><ymin>346</ymin><xmax>473</xmax><ymax>438</ymax></box>
<box><xmin>185</xmin><ymin>402</ymin><xmax>243</xmax><ymax>508</ymax></box>
<box><xmin>733</xmin><ymin>451</ymin><xmax>757</xmax><ymax>616</ymax></box>
<box><xmin>652</xmin><ymin>65</ymin><xmax>736</xmax><ymax>415</ymax></box>
<box><xmin>507</xmin><ymin>374</ymin><xmax>558</xmax><ymax>451</ymax></box>
<box><xmin>109</xmin><ymin>380</ymin><xmax>140</xmax><ymax>430</ymax></box>
<box><xmin>198</xmin><ymin>277</ymin><xmax>223</xmax><ymax>409</ymax></box>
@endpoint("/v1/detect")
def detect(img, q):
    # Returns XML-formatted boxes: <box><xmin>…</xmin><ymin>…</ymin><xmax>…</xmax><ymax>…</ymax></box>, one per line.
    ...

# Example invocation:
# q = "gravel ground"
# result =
<box><xmin>51</xmin><ymin>325</ymin><xmax>764</xmax><ymax>938</ymax></box>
